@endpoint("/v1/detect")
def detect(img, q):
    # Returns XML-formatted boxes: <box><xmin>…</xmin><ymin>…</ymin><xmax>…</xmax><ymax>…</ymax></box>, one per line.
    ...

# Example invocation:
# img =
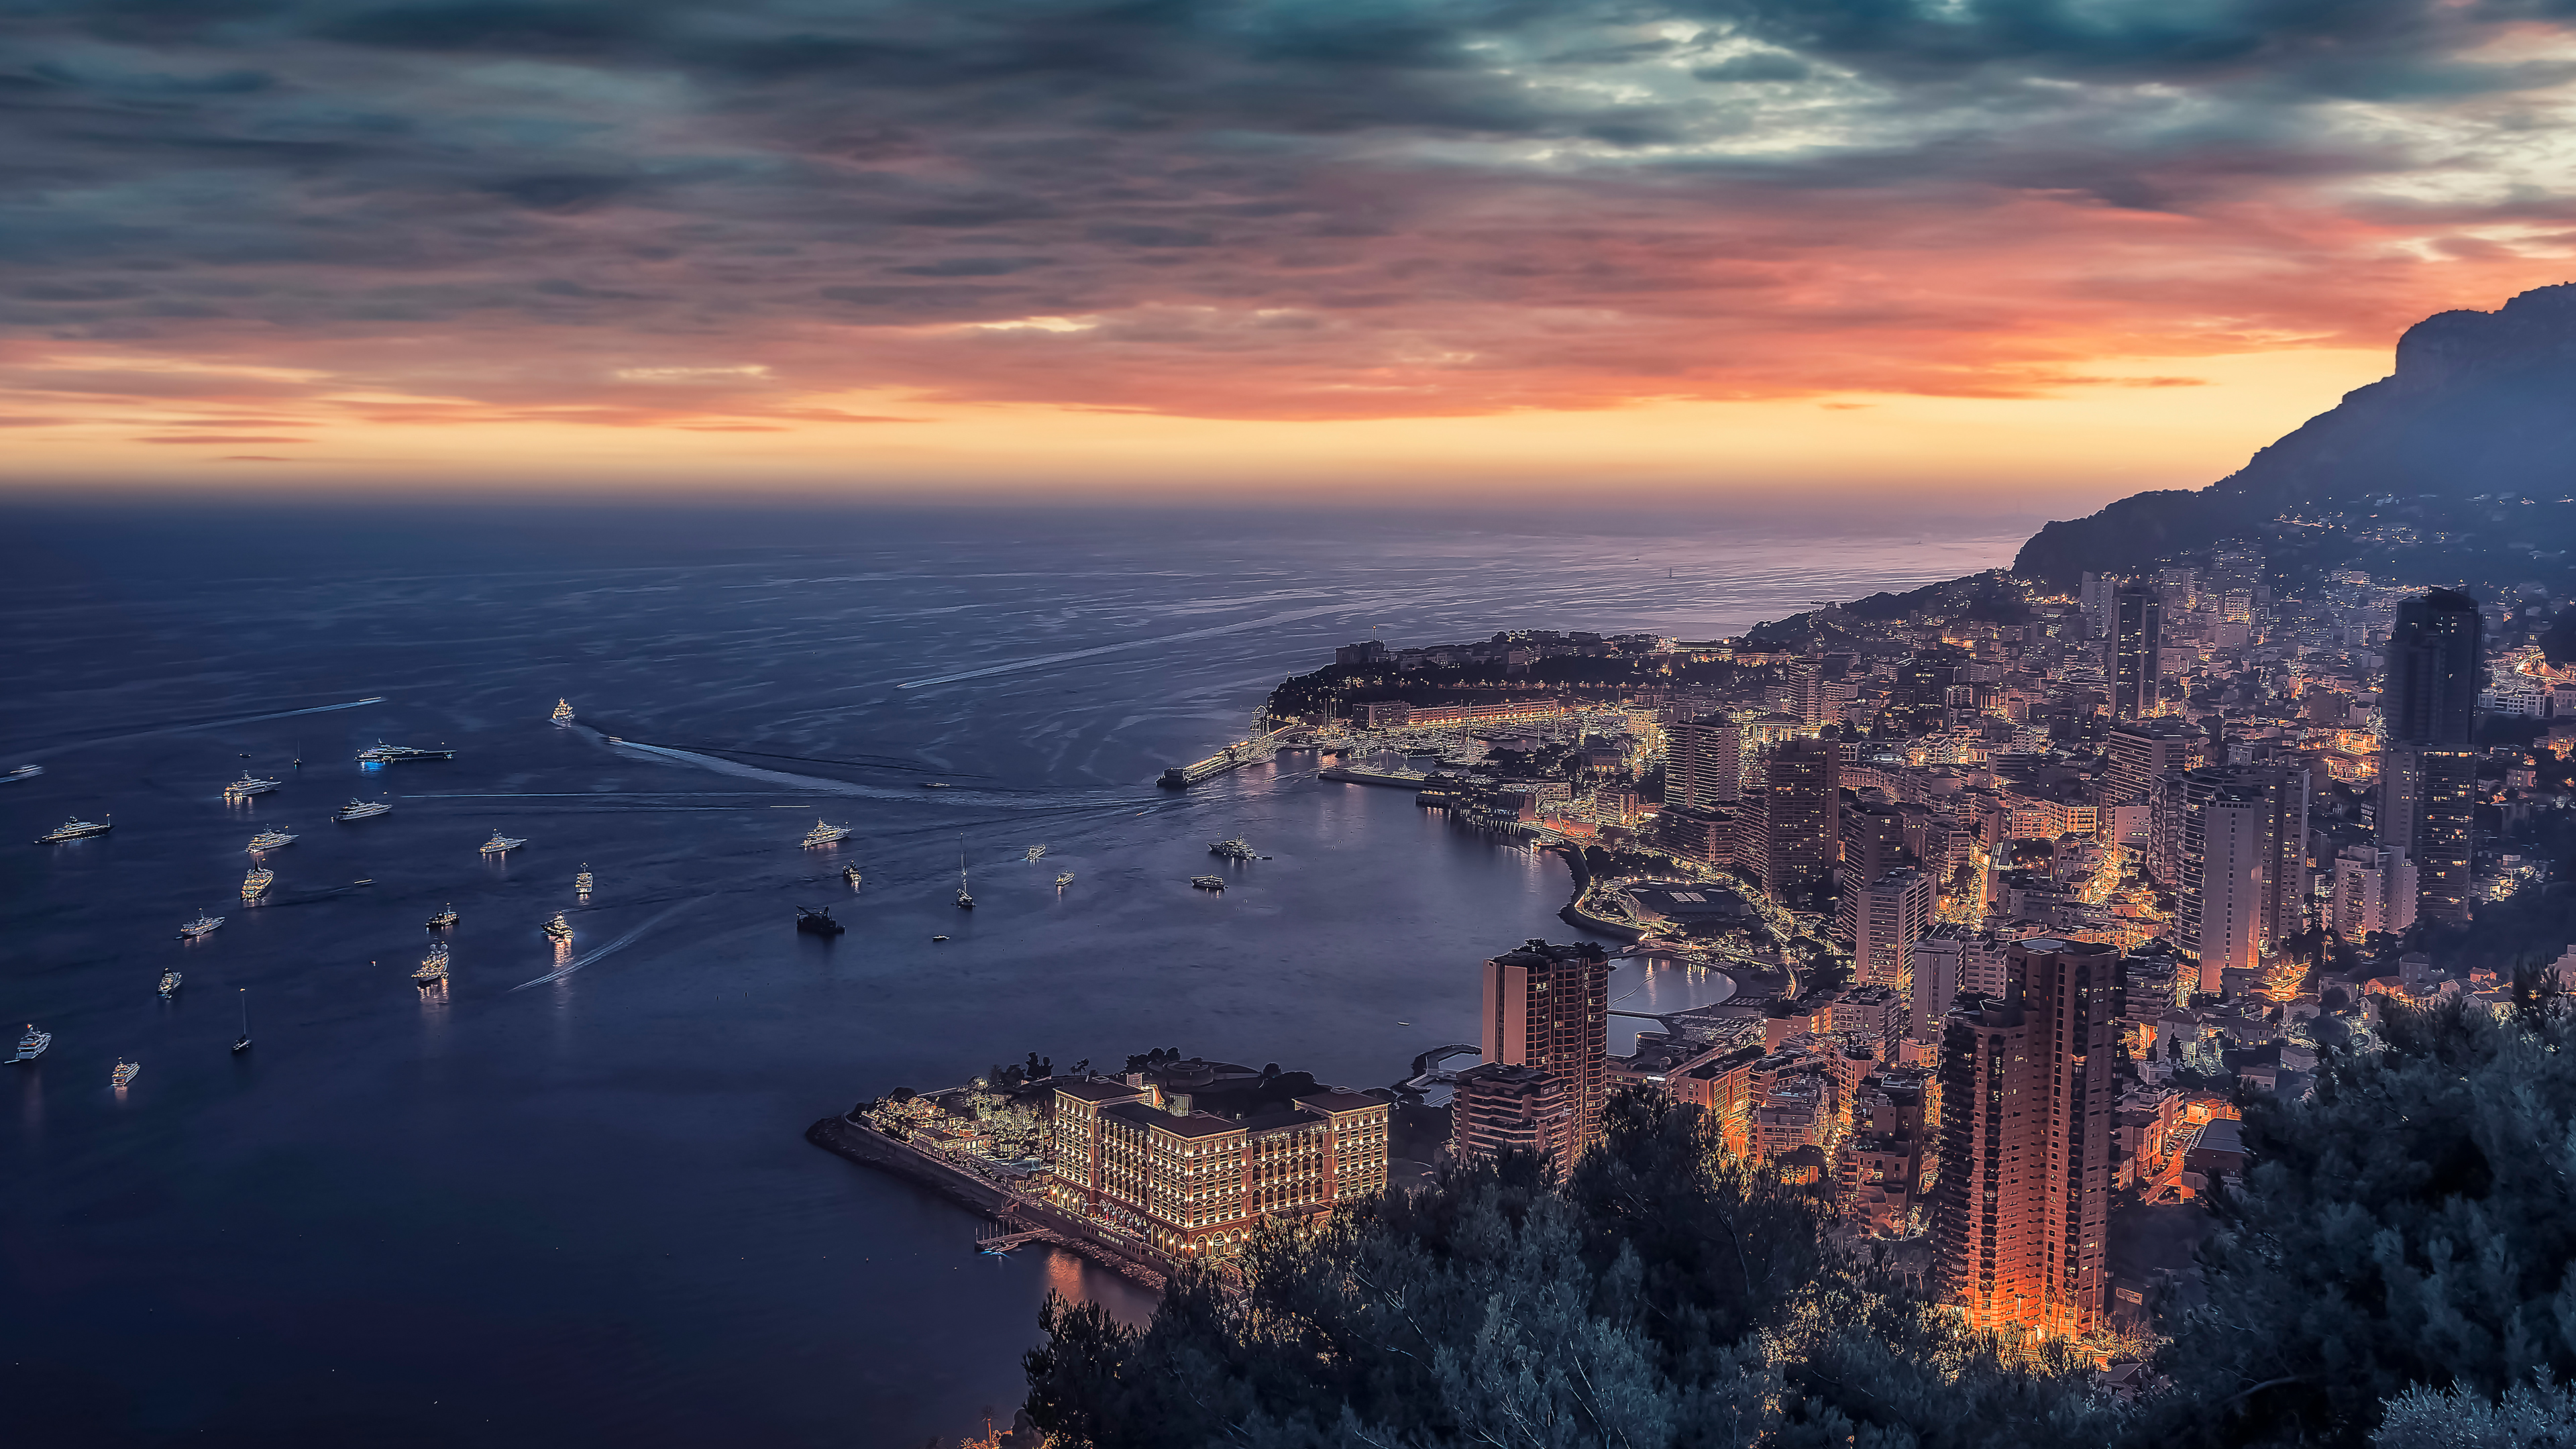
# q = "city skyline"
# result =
<box><xmin>7</xmin><ymin>2</ymin><xmax>2576</xmax><ymax>503</ymax></box>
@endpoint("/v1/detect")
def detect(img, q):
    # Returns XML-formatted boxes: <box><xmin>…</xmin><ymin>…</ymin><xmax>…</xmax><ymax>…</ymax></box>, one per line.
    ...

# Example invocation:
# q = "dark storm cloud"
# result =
<box><xmin>5</xmin><ymin>0</ymin><xmax>2575</xmax><ymax>421</ymax></box>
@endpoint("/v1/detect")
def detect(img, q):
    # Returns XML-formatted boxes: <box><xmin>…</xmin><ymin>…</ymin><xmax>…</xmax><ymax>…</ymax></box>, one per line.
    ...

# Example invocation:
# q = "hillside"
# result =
<box><xmin>2012</xmin><ymin>283</ymin><xmax>2576</xmax><ymax>590</ymax></box>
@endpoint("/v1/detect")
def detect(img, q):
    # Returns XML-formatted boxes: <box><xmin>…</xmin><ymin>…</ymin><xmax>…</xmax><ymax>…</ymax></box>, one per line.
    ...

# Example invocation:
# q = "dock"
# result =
<box><xmin>1157</xmin><ymin>723</ymin><xmax>1300</xmax><ymax>789</ymax></box>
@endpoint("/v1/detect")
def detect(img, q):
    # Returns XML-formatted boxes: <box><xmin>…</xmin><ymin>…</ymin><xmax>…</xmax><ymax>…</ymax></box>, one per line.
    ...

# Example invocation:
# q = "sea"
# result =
<box><xmin>0</xmin><ymin>503</ymin><xmax>2022</xmax><ymax>1446</ymax></box>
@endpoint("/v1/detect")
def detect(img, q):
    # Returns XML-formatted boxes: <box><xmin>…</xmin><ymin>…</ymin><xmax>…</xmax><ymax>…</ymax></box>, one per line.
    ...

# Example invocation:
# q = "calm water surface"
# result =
<box><xmin>0</xmin><ymin>506</ymin><xmax>2016</xmax><ymax>1446</ymax></box>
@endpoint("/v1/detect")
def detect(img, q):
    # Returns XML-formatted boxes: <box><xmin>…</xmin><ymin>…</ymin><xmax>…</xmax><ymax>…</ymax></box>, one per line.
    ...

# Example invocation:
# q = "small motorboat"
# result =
<box><xmin>930</xmin><ymin>934</ymin><xmax>950</xmax><ymax>943</ymax></box>
<box><xmin>112</xmin><ymin>1059</ymin><xmax>140</xmax><ymax>1089</ymax></box>
<box><xmin>1189</xmin><ymin>875</ymin><xmax>1226</xmax><ymax>892</ymax></box>
<box><xmin>796</xmin><ymin>906</ymin><xmax>846</xmax><ymax>937</ymax></box>
<box><xmin>426</xmin><ymin>904</ymin><xmax>459</xmax><ymax>930</ymax></box>
<box><xmin>955</xmin><ymin>835</ymin><xmax>974</xmax><ymax>909</ymax></box>
<box><xmin>919</xmin><ymin>782</ymin><xmax>951</xmax><ymax>789</ymax></box>
<box><xmin>10</xmin><ymin>1024</ymin><xmax>48</xmax><ymax>1063</ymax></box>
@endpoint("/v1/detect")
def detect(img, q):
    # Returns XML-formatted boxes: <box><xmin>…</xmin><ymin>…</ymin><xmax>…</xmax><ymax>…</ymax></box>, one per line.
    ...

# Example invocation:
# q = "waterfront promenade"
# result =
<box><xmin>805</xmin><ymin>1116</ymin><xmax>1171</xmax><ymax>1291</ymax></box>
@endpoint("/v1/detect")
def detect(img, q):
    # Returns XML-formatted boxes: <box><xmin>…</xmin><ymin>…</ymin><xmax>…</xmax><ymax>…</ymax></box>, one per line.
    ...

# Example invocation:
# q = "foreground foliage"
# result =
<box><xmin>1022</xmin><ymin>1091</ymin><xmax>2117</xmax><ymax>1448</ymax></box>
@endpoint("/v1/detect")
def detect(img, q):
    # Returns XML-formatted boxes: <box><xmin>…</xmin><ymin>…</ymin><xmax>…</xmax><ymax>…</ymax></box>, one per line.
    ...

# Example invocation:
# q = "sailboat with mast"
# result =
<box><xmin>232</xmin><ymin>989</ymin><xmax>252</xmax><ymax>1053</ymax></box>
<box><xmin>955</xmin><ymin>835</ymin><xmax>975</xmax><ymax>910</ymax></box>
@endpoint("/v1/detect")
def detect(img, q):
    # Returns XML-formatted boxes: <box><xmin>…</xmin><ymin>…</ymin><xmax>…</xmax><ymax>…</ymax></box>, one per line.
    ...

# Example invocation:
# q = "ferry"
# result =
<box><xmin>1189</xmin><ymin>875</ymin><xmax>1226</xmax><ymax>892</ymax></box>
<box><xmin>10</xmin><ymin>1024</ymin><xmax>48</xmax><ymax>1063</ymax></box>
<box><xmin>356</xmin><ymin>742</ymin><xmax>457</xmax><ymax>764</ymax></box>
<box><xmin>801</xmin><ymin>820</ymin><xmax>853</xmax><ymax>849</ymax></box>
<box><xmin>842</xmin><ymin>864</ymin><xmax>863</xmax><ymax>887</ymax></box>
<box><xmin>34</xmin><ymin>816</ymin><xmax>111</xmax><ymax>845</ymax></box>
<box><xmin>3</xmin><ymin>765</ymin><xmax>41</xmax><ymax>784</ymax></box>
<box><xmin>479</xmin><ymin>830</ymin><xmax>526</xmax><ymax>856</ymax></box>
<box><xmin>1209</xmin><ymin>838</ymin><xmax>1257</xmax><ymax>861</ymax></box>
<box><xmin>223</xmin><ymin>771</ymin><xmax>282</xmax><ymax>800</ymax></box>
<box><xmin>177</xmin><ymin>911</ymin><xmax>223</xmax><ymax>941</ymax></box>
<box><xmin>426</xmin><ymin>904</ymin><xmax>459</xmax><ymax>930</ymax></box>
<box><xmin>551</xmin><ymin>698</ymin><xmax>575</xmax><ymax>726</ymax></box>
<box><xmin>335</xmin><ymin>798</ymin><xmax>392</xmax><ymax>821</ymax></box>
<box><xmin>241</xmin><ymin>867</ymin><xmax>274</xmax><ymax>900</ymax></box>
<box><xmin>111</xmin><ymin>1060</ymin><xmax>140</xmax><ymax>1089</ymax></box>
<box><xmin>796</xmin><ymin>906</ymin><xmax>845</xmax><ymax>937</ymax></box>
<box><xmin>245</xmin><ymin>826</ymin><xmax>297</xmax><ymax>851</ymax></box>
<box><xmin>575</xmin><ymin>865</ymin><xmax>593</xmax><ymax>896</ymax></box>
<box><xmin>158</xmin><ymin>969</ymin><xmax>182</xmax><ymax>998</ymax></box>
<box><xmin>414</xmin><ymin>944</ymin><xmax>449</xmax><ymax>985</ymax></box>
<box><xmin>543</xmin><ymin>912</ymin><xmax>574</xmax><ymax>943</ymax></box>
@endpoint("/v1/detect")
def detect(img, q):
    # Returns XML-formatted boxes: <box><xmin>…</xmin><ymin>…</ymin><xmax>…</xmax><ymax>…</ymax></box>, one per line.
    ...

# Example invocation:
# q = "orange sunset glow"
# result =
<box><xmin>5</xmin><ymin>3</ymin><xmax>2575</xmax><ymax>504</ymax></box>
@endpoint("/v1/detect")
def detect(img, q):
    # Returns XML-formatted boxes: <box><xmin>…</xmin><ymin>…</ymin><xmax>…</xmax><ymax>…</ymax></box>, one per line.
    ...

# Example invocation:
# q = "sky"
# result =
<box><xmin>4</xmin><ymin>0</ymin><xmax>2575</xmax><ymax>511</ymax></box>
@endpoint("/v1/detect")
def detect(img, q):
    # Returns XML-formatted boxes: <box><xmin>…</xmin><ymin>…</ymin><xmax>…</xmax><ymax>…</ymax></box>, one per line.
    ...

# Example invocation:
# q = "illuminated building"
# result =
<box><xmin>2174</xmin><ymin>765</ymin><xmax>2309</xmax><ymax>996</ymax></box>
<box><xmin>2378</xmin><ymin>590</ymin><xmax>2483</xmax><ymax>926</ymax></box>
<box><xmin>2104</xmin><ymin>717</ymin><xmax>2202</xmax><ymax>808</ymax></box>
<box><xmin>1450</xmin><ymin>1063</ymin><xmax>1574</xmax><ymax>1178</ymax></box>
<box><xmin>1841</xmin><ymin>868</ymin><xmax>1936</xmax><ymax>989</ymax></box>
<box><xmin>1668</xmin><ymin>714</ymin><xmax>1743</xmax><ymax>808</ymax></box>
<box><xmin>1930</xmin><ymin>938</ymin><xmax>2118</xmax><ymax>1336</ymax></box>
<box><xmin>1046</xmin><ymin>1077</ymin><xmax>1389</xmax><ymax>1256</ymax></box>
<box><xmin>1758</xmin><ymin>737</ymin><xmax>1841</xmax><ymax>901</ymax></box>
<box><xmin>2330</xmin><ymin>843</ymin><xmax>2417</xmax><ymax>940</ymax></box>
<box><xmin>2107</xmin><ymin>586</ymin><xmax>2163</xmax><ymax>721</ymax></box>
<box><xmin>1478</xmin><ymin>938</ymin><xmax>1613</xmax><ymax>1159</ymax></box>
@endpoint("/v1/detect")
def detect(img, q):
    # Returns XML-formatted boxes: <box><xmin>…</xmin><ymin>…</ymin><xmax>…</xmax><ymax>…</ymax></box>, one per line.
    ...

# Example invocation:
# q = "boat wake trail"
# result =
<box><xmin>892</xmin><ymin>602</ymin><xmax>1352</xmax><ymax>690</ymax></box>
<box><xmin>511</xmin><ymin>898</ymin><xmax>702</xmax><ymax>991</ymax></box>
<box><xmin>17</xmin><ymin>697</ymin><xmax>388</xmax><ymax>762</ymax></box>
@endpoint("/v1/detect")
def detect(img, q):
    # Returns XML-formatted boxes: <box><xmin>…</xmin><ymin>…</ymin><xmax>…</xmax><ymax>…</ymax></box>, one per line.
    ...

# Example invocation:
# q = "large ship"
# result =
<box><xmin>543</xmin><ymin>912</ymin><xmax>574</xmax><ymax>943</ymax></box>
<box><xmin>426</xmin><ymin>904</ymin><xmax>459</xmax><ymax>930</ymax></box>
<box><xmin>356</xmin><ymin>742</ymin><xmax>457</xmax><ymax>764</ymax></box>
<box><xmin>158</xmin><ymin>969</ymin><xmax>182</xmax><ymax>998</ymax></box>
<box><xmin>245</xmin><ymin>826</ymin><xmax>297</xmax><ymax>851</ymax></box>
<box><xmin>335</xmin><ymin>798</ymin><xmax>392</xmax><ymax>821</ymax></box>
<box><xmin>10</xmin><ymin>1024</ymin><xmax>48</xmax><ymax>1063</ymax></box>
<box><xmin>3</xmin><ymin>765</ymin><xmax>42</xmax><ymax>785</ymax></box>
<box><xmin>34</xmin><ymin>816</ymin><xmax>110</xmax><ymax>845</ymax></box>
<box><xmin>801</xmin><ymin>820</ymin><xmax>853</xmax><ymax>848</ymax></box>
<box><xmin>241</xmin><ymin>867</ymin><xmax>274</xmax><ymax>900</ymax></box>
<box><xmin>1209</xmin><ymin>838</ymin><xmax>1257</xmax><ymax>861</ymax></box>
<box><xmin>176</xmin><ymin>911</ymin><xmax>223</xmax><ymax>941</ymax></box>
<box><xmin>223</xmin><ymin>771</ymin><xmax>281</xmax><ymax>800</ymax></box>
<box><xmin>551</xmin><ymin>698</ymin><xmax>575</xmax><ymax>726</ymax></box>
<box><xmin>112</xmin><ymin>1060</ymin><xmax>140</xmax><ymax>1089</ymax></box>
<box><xmin>413</xmin><ymin>943</ymin><xmax>449</xmax><ymax>985</ymax></box>
<box><xmin>479</xmin><ymin>830</ymin><xmax>526</xmax><ymax>856</ymax></box>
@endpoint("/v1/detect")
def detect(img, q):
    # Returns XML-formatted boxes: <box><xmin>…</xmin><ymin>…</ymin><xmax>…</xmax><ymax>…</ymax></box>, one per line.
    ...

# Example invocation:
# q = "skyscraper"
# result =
<box><xmin>1841</xmin><ymin>868</ymin><xmax>1936</xmax><ymax>989</ymax></box>
<box><xmin>1759</xmin><ymin>737</ymin><xmax>1840</xmax><ymax>902</ymax></box>
<box><xmin>2331</xmin><ymin>843</ymin><xmax>2418</xmax><ymax>940</ymax></box>
<box><xmin>2379</xmin><ymin>590</ymin><xmax>2483</xmax><ymax>925</ymax></box>
<box><xmin>2175</xmin><ymin>765</ymin><xmax>2310</xmax><ymax>996</ymax></box>
<box><xmin>1477</xmin><ymin>939</ymin><xmax>1613</xmax><ymax>1161</ymax></box>
<box><xmin>1930</xmin><ymin>938</ymin><xmax>2118</xmax><ymax>1336</ymax></box>
<box><xmin>2103</xmin><ymin>716</ymin><xmax>2202</xmax><ymax>808</ymax></box>
<box><xmin>1668</xmin><ymin>714</ymin><xmax>1743</xmax><ymax>809</ymax></box>
<box><xmin>2108</xmin><ymin>585</ymin><xmax>2163</xmax><ymax>721</ymax></box>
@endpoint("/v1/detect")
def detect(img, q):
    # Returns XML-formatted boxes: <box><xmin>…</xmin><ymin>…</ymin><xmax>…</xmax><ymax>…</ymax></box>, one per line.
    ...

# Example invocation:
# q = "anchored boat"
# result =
<box><xmin>955</xmin><ymin>835</ymin><xmax>975</xmax><ymax>910</ymax></box>
<box><xmin>1189</xmin><ymin>875</ymin><xmax>1226</xmax><ymax>892</ymax></box>
<box><xmin>245</xmin><ymin>826</ymin><xmax>297</xmax><ymax>851</ymax></box>
<box><xmin>543</xmin><ymin>912</ymin><xmax>574</xmax><ymax>943</ymax></box>
<box><xmin>1210</xmin><ymin>838</ymin><xmax>1257</xmax><ymax>861</ymax></box>
<box><xmin>241</xmin><ymin>867</ymin><xmax>273</xmax><ymax>900</ymax></box>
<box><xmin>10</xmin><ymin>1024</ymin><xmax>48</xmax><ymax>1063</ymax></box>
<box><xmin>335</xmin><ymin>798</ymin><xmax>392</xmax><ymax>821</ymax></box>
<box><xmin>158</xmin><ymin>969</ymin><xmax>182</xmax><ymax>998</ymax></box>
<box><xmin>112</xmin><ymin>1059</ymin><xmax>140</xmax><ymax>1089</ymax></box>
<box><xmin>843</xmin><ymin>864</ymin><xmax>863</xmax><ymax>887</ymax></box>
<box><xmin>34</xmin><ymin>816</ymin><xmax>110</xmax><ymax>845</ymax></box>
<box><xmin>356</xmin><ymin>742</ymin><xmax>455</xmax><ymax>764</ymax></box>
<box><xmin>551</xmin><ymin>698</ymin><xmax>575</xmax><ymax>726</ymax></box>
<box><xmin>177</xmin><ymin>910</ymin><xmax>224</xmax><ymax>941</ymax></box>
<box><xmin>414</xmin><ymin>944</ymin><xmax>449</xmax><ymax>985</ymax></box>
<box><xmin>574</xmin><ymin>864</ymin><xmax>593</xmax><ymax>896</ymax></box>
<box><xmin>426</xmin><ymin>904</ymin><xmax>459</xmax><ymax>930</ymax></box>
<box><xmin>802</xmin><ymin>820</ymin><xmax>853</xmax><ymax>848</ymax></box>
<box><xmin>796</xmin><ymin>906</ymin><xmax>846</xmax><ymax>936</ymax></box>
<box><xmin>479</xmin><ymin>830</ymin><xmax>526</xmax><ymax>856</ymax></box>
<box><xmin>223</xmin><ymin>771</ymin><xmax>281</xmax><ymax>800</ymax></box>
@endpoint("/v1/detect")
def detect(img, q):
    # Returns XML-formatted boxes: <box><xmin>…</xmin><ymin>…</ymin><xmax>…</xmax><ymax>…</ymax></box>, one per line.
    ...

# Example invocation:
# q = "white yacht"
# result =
<box><xmin>575</xmin><ymin>865</ymin><xmax>593</xmax><ymax>896</ymax></box>
<box><xmin>245</xmin><ymin>826</ymin><xmax>297</xmax><ymax>851</ymax></box>
<box><xmin>112</xmin><ymin>1059</ymin><xmax>140</xmax><ymax>1089</ymax></box>
<box><xmin>801</xmin><ymin>820</ymin><xmax>853</xmax><ymax>848</ymax></box>
<box><xmin>34</xmin><ymin>816</ymin><xmax>110</xmax><ymax>845</ymax></box>
<box><xmin>1056</xmin><ymin>872</ymin><xmax>1075</xmax><ymax>890</ymax></box>
<box><xmin>551</xmin><ymin>698</ymin><xmax>576</xmax><ymax>726</ymax></box>
<box><xmin>241</xmin><ymin>867</ymin><xmax>274</xmax><ymax>900</ymax></box>
<box><xmin>10</xmin><ymin>1024</ymin><xmax>48</xmax><ymax>1063</ymax></box>
<box><xmin>3</xmin><ymin>765</ymin><xmax>41</xmax><ymax>784</ymax></box>
<box><xmin>335</xmin><ymin>798</ymin><xmax>392</xmax><ymax>821</ymax></box>
<box><xmin>413</xmin><ymin>944</ymin><xmax>449</xmax><ymax>985</ymax></box>
<box><xmin>223</xmin><ymin>772</ymin><xmax>282</xmax><ymax>800</ymax></box>
<box><xmin>479</xmin><ymin>830</ymin><xmax>526</xmax><ymax>856</ymax></box>
<box><xmin>1025</xmin><ymin>844</ymin><xmax>1047</xmax><ymax>863</ymax></box>
<box><xmin>357</xmin><ymin>742</ymin><xmax>456</xmax><ymax>764</ymax></box>
<box><xmin>543</xmin><ymin>912</ymin><xmax>574</xmax><ymax>943</ymax></box>
<box><xmin>176</xmin><ymin>911</ymin><xmax>223</xmax><ymax>941</ymax></box>
<box><xmin>1210</xmin><ymin>838</ymin><xmax>1257</xmax><ymax>861</ymax></box>
<box><xmin>158</xmin><ymin>969</ymin><xmax>182</xmax><ymax>998</ymax></box>
<box><xmin>956</xmin><ymin>835</ymin><xmax>974</xmax><ymax>910</ymax></box>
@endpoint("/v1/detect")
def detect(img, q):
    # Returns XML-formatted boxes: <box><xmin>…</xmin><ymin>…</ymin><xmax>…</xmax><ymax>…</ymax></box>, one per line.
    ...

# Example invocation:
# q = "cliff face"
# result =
<box><xmin>2014</xmin><ymin>283</ymin><xmax>2576</xmax><ymax>586</ymax></box>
